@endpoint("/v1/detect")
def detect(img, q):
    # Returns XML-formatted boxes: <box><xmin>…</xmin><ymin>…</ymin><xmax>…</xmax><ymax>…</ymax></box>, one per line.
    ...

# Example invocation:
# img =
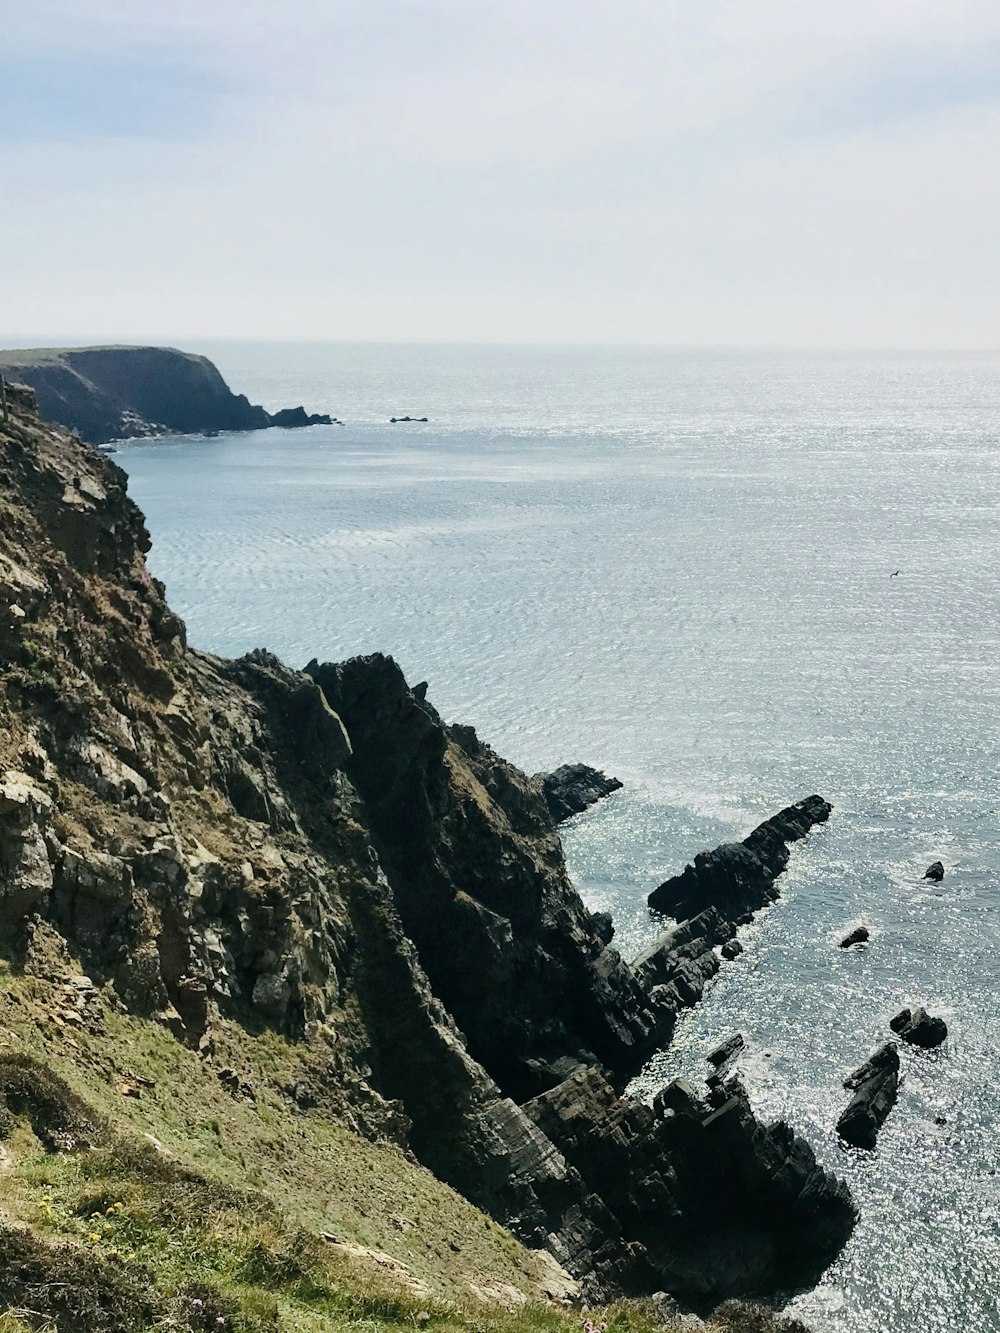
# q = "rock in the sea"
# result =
<box><xmin>389</xmin><ymin>415</ymin><xmax>428</xmax><ymax>423</ymax></box>
<box><xmin>890</xmin><ymin>1006</ymin><xmax>947</xmax><ymax>1048</ymax></box>
<box><xmin>720</xmin><ymin>939</ymin><xmax>743</xmax><ymax>960</ymax></box>
<box><xmin>837</xmin><ymin>1043</ymin><xmax>900</xmax><ymax>1149</ymax></box>
<box><xmin>839</xmin><ymin>925</ymin><xmax>870</xmax><ymax>949</ymax></box>
<box><xmin>707</xmin><ymin>1033</ymin><xmax>745</xmax><ymax>1069</ymax></box>
<box><xmin>923</xmin><ymin>860</ymin><xmax>945</xmax><ymax>881</ymax></box>
<box><xmin>536</xmin><ymin>763</ymin><xmax>623</xmax><ymax>823</ymax></box>
<box><xmin>268</xmin><ymin>406</ymin><xmax>333</xmax><ymax>429</ymax></box>
<box><xmin>648</xmin><ymin>795</ymin><xmax>832</xmax><ymax>921</ymax></box>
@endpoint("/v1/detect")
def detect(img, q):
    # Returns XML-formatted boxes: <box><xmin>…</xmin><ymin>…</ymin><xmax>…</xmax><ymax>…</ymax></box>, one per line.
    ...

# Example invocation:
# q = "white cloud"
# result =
<box><xmin>3</xmin><ymin>1</ymin><xmax>1000</xmax><ymax>344</ymax></box>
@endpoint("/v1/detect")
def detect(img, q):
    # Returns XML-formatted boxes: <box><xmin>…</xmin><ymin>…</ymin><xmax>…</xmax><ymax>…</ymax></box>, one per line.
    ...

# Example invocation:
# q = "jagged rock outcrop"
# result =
<box><xmin>837</xmin><ymin>1044</ymin><xmax>900</xmax><ymax>1149</ymax></box>
<box><xmin>536</xmin><ymin>764</ymin><xmax>623</xmax><ymax>823</ymax></box>
<box><xmin>0</xmin><ymin>388</ymin><xmax>855</xmax><ymax>1309</ymax></box>
<box><xmin>524</xmin><ymin>1067</ymin><xmax>856</xmax><ymax>1307</ymax></box>
<box><xmin>304</xmin><ymin>656</ymin><xmax>663</xmax><ymax>1101</ymax></box>
<box><xmin>923</xmin><ymin>860</ymin><xmax>945</xmax><ymax>882</ymax></box>
<box><xmin>648</xmin><ymin>796</ymin><xmax>832</xmax><ymax>922</ymax></box>
<box><xmin>889</xmin><ymin>1006</ymin><xmax>947</xmax><ymax>1048</ymax></box>
<box><xmin>0</xmin><ymin>346</ymin><xmax>331</xmax><ymax>444</ymax></box>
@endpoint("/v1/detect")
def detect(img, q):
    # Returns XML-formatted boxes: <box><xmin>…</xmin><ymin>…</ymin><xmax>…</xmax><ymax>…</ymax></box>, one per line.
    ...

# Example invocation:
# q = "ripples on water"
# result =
<box><xmin>120</xmin><ymin>344</ymin><xmax>1000</xmax><ymax>1333</ymax></box>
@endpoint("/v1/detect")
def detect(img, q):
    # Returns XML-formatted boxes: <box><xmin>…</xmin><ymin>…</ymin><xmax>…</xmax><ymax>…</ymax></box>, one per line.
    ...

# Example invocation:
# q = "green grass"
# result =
<box><xmin>0</xmin><ymin>958</ymin><xmax>651</xmax><ymax>1333</ymax></box>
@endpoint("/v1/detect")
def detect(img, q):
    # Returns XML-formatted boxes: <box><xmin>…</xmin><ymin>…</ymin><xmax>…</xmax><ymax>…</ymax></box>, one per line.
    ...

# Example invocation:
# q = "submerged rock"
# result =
<box><xmin>536</xmin><ymin>763</ymin><xmax>623</xmax><ymax>823</ymax></box>
<box><xmin>839</xmin><ymin>925</ymin><xmax>870</xmax><ymax>949</ymax></box>
<box><xmin>837</xmin><ymin>1044</ymin><xmax>900</xmax><ymax>1149</ymax></box>
<box><xmin>890</xmin><ymin>1006</ymin><xmax>947</xmax><ymax>1048</ymax></box>
<box><xmin>923</xmin><ymin>860</ymin><xmax>945</xmax><ymax>881</ymax></box>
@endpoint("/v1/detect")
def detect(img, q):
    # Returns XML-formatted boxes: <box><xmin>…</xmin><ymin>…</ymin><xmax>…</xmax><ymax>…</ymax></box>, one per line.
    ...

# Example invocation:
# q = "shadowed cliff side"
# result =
<box><xmin>0</xmin><ymin>346</ymin><xmax>331</xmax><ymax>444</ymax></box>
<box><xmin>0</xmin><ymin>389</ymin><xmax>854</xmax><ymax>1316</ymax></box>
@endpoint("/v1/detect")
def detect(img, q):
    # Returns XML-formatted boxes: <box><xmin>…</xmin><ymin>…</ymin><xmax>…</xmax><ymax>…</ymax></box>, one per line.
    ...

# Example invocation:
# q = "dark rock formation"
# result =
<box><xmin>536</xmin><ymin>763</ymin><xmax>623</xmax><ymax>823</ymax></box>
<box><xmin>836</xmin><ymin>1044</ymin><xmax>900</xmax><ymax>1149</ymax></box>
<box><xmin>0</xmin><ymin>346</ymin><xmax>332</xmax><ymax>444</ymax></box>
<box><xmin>389</xmin><ymin>416</ymin><xmax>428</xmax><ymax>423</ymax></box>
<box><xmin>923</xmin><ymin>861</ymin><xmax>945</xmax><ymax>881</ymax></box>
<box><xmin>524</xmin><ymin>1068</ymin><xmax>856</xmax><ymax>1308</ymax></box>
<box><xmin>304</xmin><ymin>655</ymin><xmax>660</xmax><ymax>1101</ymax></box>
<box><xmin>631</xmin><ymin>799</ymin><xmax>830</xmax><ymax>1052</ymax></box>
<box><xmin>890</xmin><ymin>1006</ymin><xmax>947</xmax><ymax>1048</ymax></box>
<box><xmin>648</xmin><ymin>796</ymin><xmax>832</xmax><ymax>921</ymax></box>
<box><xmin>268</xmin><ymin>405</ymin><xmax>333</xmax><ymax>429</ymax></box>
<box><xmin>0</xmin><ymin>387</ymin><xmax>855</xmax><ymax>1310</ymax></box>
<box><xmin>839</xmin><ymin>925</ymin><xmax>869</xmax><ymax>949</ymax></box>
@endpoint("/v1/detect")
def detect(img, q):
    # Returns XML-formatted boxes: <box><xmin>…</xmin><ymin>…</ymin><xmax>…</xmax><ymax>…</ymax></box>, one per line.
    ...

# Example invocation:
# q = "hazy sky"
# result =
<box><xmin>5</xmin><ymin>1</ymin><xmax>1000</xmax><ymax>346</ymax></box>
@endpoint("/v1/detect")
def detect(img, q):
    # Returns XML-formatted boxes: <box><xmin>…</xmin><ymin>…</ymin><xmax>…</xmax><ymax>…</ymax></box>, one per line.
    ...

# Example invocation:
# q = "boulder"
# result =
<box><xmin>889</xmin><ymin>1006</ymin><xmax>947</xmax><ymax>1048</ymax></box>
<box><xmin>836</xmin><ymin>1044</ymin><xmax>900</xmax><ymax>1149</ymax></box>
<box><xmin>839</xmin><ymin>925</ymin><xmax>869</xmax><ymax>949</ymax></box>
<box><xmin>536</xmin><ymin>764</ymin><xmax>623</xmax><ymax>823</ymax></box>
<box><xmin>923</xmin><ymin>861</ymin><xmax>945</xmax><ymax>881</ymax></box>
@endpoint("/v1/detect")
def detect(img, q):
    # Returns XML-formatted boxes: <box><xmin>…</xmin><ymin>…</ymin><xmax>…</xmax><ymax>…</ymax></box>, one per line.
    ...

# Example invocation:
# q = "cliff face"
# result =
<box><xmin>0</xmin><ymin>346</ymin><xmax>330</xmax><ymax>444</ymax></box>
<box><xmin>0</xmin><ymin>390</ymin><xmax>854</xmax><ymax>1313</ymax></box>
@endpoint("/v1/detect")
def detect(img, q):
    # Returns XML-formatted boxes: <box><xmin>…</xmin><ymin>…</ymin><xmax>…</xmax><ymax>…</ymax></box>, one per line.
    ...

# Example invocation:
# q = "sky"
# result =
<box><xmin>4</xmin><ymin>0</ymin><xmax>1000</xmax><ymax>347</ymax></box>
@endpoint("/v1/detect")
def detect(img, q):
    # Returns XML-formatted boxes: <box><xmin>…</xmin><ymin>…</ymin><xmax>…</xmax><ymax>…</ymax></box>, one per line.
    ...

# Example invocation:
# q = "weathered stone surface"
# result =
<box><xmin>536</xmin><ymin>764</ymin><xmax>623</xmax><ymax>823</ymax></box>
<box><xmin>837</xmin><ymin>1044</ymin><xmax>900</xmax><ymax>1149</ymax></box>
<box><xmin>923</xmin><ymin>860</ymin><xmax>945</xmax><ymax>881</ymax></box>
<box><xmin>889</xmin><ymin>1006</ymin><xmax>947</xmax><ymax>1048</ymax></box>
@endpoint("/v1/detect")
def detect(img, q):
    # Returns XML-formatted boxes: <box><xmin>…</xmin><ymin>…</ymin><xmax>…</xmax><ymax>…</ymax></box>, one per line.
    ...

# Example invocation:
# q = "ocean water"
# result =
<box><xmin>118</xmin><ymin>343</ymin><xmax>1000</xmax><ymax>1333</ymax></box>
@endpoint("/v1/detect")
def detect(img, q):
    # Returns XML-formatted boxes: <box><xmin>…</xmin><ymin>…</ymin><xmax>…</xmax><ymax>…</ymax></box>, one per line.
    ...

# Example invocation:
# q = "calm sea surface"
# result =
<box><xmin>119</xmin><ymin>344</ymin><xmax>1000</xmax><ymax>1333</ymax></box>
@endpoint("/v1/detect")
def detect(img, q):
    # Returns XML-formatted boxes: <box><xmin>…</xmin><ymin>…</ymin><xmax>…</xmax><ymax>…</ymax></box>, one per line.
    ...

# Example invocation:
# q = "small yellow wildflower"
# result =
<box><xmin>89</xmin><ymin>1232</ymin><xmax>99</xmax><ymax>1242</ymax></box>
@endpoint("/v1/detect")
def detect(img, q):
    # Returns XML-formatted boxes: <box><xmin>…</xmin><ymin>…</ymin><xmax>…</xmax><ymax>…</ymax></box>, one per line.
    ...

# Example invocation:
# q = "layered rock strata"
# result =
<box><xmin>0</xmin><ymin>390</ymin><xmax>854</xmax><ymax>1307</ymax></box>
<box><xmin>837</xmin><ymin>1045</ymin><xmax>900</xmax><ymax>1149</ymax></box>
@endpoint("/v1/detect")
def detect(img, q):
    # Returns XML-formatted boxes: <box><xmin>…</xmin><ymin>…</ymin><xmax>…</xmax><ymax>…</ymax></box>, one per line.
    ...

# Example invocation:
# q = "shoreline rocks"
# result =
<box><xmin>839</xmin><ymin>925</ymin><xmax>870</xmax><ymax>949</ymax></box>
<box><xmin>837</xmin><ymin>1044</ymin><xmax>900</xmax><ymax>1149</ymax></box>
<box><xmin>890</xmin><ymin>1006</ymin><xmax>947</xmax><ymax>1048</ymax></box>
<box><xmin>647</xmin><ymin>795</ymin><xmax>832</xmax><ymax>922</ymax></box>
<box><xmin>536</xmin><ymin>764</ymin><xmax>624</xmax><ymax>823</ymax></box>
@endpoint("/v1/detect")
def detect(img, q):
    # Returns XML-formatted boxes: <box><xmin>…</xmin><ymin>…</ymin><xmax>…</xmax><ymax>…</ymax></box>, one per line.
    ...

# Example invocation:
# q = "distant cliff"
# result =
<box><xmin>0</xmin><ymin>344</ymin><xmax>331</xmax><ymax>444</ymax></box>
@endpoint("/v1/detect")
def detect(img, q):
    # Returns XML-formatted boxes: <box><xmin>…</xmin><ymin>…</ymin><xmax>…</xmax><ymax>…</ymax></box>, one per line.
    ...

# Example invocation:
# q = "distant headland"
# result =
<box><xmin>0</xmin><ymin>344</ymin><xmax>333</xmax><ymax>445</ymax></box>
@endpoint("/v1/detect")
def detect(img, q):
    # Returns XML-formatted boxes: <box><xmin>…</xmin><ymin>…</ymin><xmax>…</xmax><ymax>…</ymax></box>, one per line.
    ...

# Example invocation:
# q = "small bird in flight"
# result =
<box><xmin>889</xmin><ymin>570</ymin><xmax>900</xmax><ymax>578</ymax></box>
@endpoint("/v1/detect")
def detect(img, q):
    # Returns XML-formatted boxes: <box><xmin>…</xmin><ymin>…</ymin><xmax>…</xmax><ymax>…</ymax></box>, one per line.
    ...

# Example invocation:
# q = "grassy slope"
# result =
<box><xmin>0</xmin><ymin>348</ymin><xmax>193</xmax><ymax>368</ymax></box>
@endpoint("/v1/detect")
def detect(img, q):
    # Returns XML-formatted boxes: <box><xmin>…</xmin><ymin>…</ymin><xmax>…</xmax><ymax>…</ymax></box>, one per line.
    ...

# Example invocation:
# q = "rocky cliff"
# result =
<box><xmin>0</xmin><ymin>389</ymin><xmax>854</xmax><ymax>1322</ymax></box>
<box><xmin>0</xmin><ymin>346</ymin><xmax>331</xmax><ymax>444</ymax></box>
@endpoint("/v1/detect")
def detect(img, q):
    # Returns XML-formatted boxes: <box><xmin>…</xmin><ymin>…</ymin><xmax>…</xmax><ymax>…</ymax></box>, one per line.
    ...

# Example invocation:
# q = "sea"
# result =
<box><xmin>117</xmin><ymin>342</ymin><xmax>1000</xmax><ymax>1333</ymax></box>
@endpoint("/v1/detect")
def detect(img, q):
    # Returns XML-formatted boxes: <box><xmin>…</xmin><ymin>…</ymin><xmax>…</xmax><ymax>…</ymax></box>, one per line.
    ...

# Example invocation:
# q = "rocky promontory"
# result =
<box><xmin>0</xmin><ymin>387</ymin><xmax>855</xmax><ymax>1324</ymax></box>
<box><xmin>0</xmin><ymin>345</ymin><xmax>331</xmax><ymax>444</ymax></box>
